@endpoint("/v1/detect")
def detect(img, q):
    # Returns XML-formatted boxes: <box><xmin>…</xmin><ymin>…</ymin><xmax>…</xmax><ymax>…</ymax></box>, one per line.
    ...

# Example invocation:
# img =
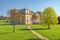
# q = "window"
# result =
<box><xmin>27</xmin><ymin>16</ymin><xmax>28</xmax><ymax>18</ymax></box>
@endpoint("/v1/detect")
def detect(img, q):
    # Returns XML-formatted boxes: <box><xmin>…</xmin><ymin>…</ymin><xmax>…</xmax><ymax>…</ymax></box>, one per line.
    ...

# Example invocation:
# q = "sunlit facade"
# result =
<box><xmin>10</xmin><ymin>8</ymin><xmax>41</xmax><ymax>24</ymax></box>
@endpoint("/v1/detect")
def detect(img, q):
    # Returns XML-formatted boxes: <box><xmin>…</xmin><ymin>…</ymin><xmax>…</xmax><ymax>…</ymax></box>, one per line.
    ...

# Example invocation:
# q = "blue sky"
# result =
<box><xmin>0</xmin><ymin>0</ymin><xmax>60</xmax><ymax>16</ymax></box>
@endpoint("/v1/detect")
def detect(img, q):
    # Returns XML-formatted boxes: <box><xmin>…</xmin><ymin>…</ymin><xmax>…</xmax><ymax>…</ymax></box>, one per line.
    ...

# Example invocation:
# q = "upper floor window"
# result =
<box><xmin>27</xmin><ymin>11</ymin><xmax>28</xmax><ymax>14</ymax></box>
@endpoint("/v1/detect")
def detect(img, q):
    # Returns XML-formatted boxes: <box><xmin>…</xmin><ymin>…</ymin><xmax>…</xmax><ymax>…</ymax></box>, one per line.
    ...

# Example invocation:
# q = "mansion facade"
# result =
<box><xmin>9</xmin><ymin>8</ymin><xmax>41</xmax><ymax>24</ymax></box>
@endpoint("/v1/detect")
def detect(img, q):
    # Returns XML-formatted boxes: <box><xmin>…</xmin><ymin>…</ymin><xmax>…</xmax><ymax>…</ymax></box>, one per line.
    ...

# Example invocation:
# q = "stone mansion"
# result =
<box><xmin>9</xmin><ymin>8</ymin><xmax>41</xmax><ymax>24</ymax></box>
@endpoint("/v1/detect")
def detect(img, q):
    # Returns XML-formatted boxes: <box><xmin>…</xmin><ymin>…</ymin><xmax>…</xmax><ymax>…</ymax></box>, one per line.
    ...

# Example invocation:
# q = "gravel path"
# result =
<box><xmin>28</xmin><ymin>26</ymin><xmax>48</xmax><ymax>40</ymax></box>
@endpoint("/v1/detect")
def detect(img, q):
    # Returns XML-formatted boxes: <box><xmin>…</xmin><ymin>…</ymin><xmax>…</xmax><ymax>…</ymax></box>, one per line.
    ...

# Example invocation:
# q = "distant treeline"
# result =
<box><xmin>0</xmin><ymin>15</ymin><xmax>9</xmax><ymax>20</ymax></box>
<box><xmin>58</xmin><ymin>16</ymin><xmax>60</xmax><ymax>24</ymax></box>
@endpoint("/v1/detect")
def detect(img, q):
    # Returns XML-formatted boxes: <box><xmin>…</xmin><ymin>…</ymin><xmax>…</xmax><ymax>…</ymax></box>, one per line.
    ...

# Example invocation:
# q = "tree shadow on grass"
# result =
<box><xmin>20</xmin><ymin>28</ymin><xmax>49</xmax><ymax>30</ymax></box>
<box><xmin>25</xmin><ymin>38</ymin><xmax>40</xmax><ymax>40</ymax></box>
<box><xmin>57</xmin><ymin>39</ymin><xmax>60</xmax><ymax>40</ymax></box>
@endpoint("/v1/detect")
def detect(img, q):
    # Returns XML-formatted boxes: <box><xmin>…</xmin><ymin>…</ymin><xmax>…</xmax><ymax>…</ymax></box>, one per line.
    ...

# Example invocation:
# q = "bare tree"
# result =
<box><xmin>8</xmin><ymin>9</ymin><xmax>20</xmax><ymax>32</ymax></box>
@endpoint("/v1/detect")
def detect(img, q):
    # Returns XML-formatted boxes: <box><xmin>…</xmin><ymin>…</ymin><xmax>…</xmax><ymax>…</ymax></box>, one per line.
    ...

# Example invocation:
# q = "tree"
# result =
<box><xmin>8</xmin><ymin>9</ymin><xmax>21</xmax><ymax>32</ymax></box>
<box><xmin>0</xmin><ymin>15</ymin><xmax>4</xmax><ymax>20</ymax></box>
<box><xmin>58</xmin><ymin>16</ymin><xmax>60</xmax><ymax>24</ymax></box>
<box><xmin>42</xmin><ymin>7</ymin><xmax>58</xmax><ymax>29</ymax></box>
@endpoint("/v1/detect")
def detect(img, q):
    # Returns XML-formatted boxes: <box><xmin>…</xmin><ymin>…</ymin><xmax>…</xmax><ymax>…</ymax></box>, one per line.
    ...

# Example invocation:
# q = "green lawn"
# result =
<box><xmin>0</xmin><ymin>20</ymin><xmax>60</xmax><ymax>40</ymax></box>
<box><xmin>0</xmin><ymin>20</ymin><xmax>10</xmax><ymax>24</ymax></box>
<box><xmin>32</xmin><ymin>24</ymin><xmax>60</xmax><ymax>40</ymax></box>
<box><xmin>0</xmin><ymin>25</ymin><xmax>38</xmax><ymax>40</ymax></box>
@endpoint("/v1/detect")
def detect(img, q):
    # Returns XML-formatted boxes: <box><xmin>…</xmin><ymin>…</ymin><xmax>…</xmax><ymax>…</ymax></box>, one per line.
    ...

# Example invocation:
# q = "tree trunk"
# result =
<box><xmin>48</xmin><ymin>24</ymin><xmax>50</xmax><ymax>29</ymax></box>
<box><xmin>13</xmin><ymin>22</ymin><xmax>15</xmax><ymax>32</ymax></box>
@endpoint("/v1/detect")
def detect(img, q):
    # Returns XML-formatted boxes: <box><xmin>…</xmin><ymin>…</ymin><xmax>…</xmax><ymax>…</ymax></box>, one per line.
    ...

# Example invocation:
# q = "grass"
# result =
<box><xmin>0</xmin><ymin>20</ymin><xmax>60</xmax><ymax>40</ymax></box>
<box><xmin>0</xmin><ymin>25</ymin><xmax>39</xmax><ymax>40</ymax></box>
<box><xmin>32</xmin><ymin>24</ymin><xmax>60</xmax><ymax>40</ymax></box>
<box><xmin>0</xmin><ymin>20</ymin><xmax>10</xmax><ymax>24</ymax></box>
